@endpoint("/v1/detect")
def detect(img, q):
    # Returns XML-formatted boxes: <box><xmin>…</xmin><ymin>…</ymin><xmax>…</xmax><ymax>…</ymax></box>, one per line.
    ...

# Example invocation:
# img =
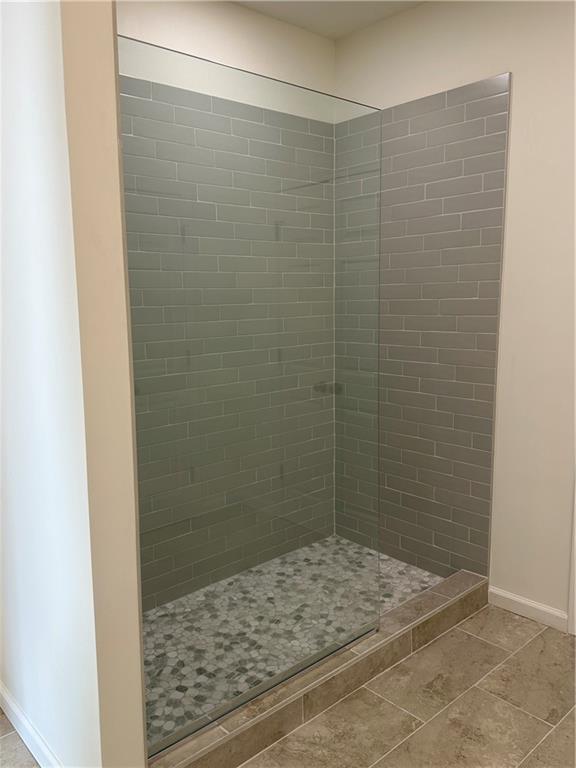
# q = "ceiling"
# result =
<box><xmin>238</xmin><ymin>1</ymin><xmax>421</xmax><ymax>40</ymax></box>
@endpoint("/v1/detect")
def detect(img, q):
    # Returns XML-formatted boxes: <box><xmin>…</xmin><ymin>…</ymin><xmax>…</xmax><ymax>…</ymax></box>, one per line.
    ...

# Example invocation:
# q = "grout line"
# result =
<box><xmin>456</xmin><ymin>624</ymin><xmax>518</xmax><ymax>653</ymax></box>
<box><xmin>244</xmin><ymin>588</ymin><xmax>492</xmax><ymax>767</ymax></box>
<box><xmin>363</xmin><ymin>684</ymin><xmax>424</xmax><ymax>724</ymax></box>
<box><xmin>476</xmin><ymin>685</ymin><xmax>553</xmax><ymax>729</ymax></box>
<box><xmin>156</xmin><ymin>580</ymin><xmax>485</xmax><ymax>763</ymax></box>
<box><xmin>365</xmin><ymin>623</ymin><xmax>550</xmax><ymax>767</ymax></box>
<box><xmin>515</xmin><ymin>705</ymin><xmax>575</xmax><ymax>768</ymax></box>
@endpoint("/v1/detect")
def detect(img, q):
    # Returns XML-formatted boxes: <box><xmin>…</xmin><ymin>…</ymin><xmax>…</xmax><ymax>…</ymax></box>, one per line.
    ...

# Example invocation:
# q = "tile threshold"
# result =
<box><xmin>150</xmin><ymin>570</ymin><xmax>487</xmax><ymax>768</ymax></box>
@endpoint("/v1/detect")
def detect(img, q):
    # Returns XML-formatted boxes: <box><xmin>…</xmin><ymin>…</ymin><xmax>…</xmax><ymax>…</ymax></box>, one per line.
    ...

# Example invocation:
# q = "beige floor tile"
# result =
<box><xmin>366</xmin><ymin>628</ymin><xmax>507</xmax><ymax>721</ymax></box>
<box><xmin>460</xmin><ymin>605</ymin><xmax>545</xmax><ymax>652</ymax></box>
<box><xmin>519</xmin><ymin>708</ymin><xmax>575</xmax><ymax>768</ymax></box>
<box><xmin>0</xmin><ymin>732</ymin><xmax>38</xmax><ymax>768</ymax></box>
<box><xmin>374</xmin><ymin>686</ymin><xmax>550</xmax><ymax>768</ymax></box>
<box><xmin>243</xmin><ymin>687</ymin><xmax>420</xmax><ymax>768</ymax></box>
<box><xmin>0</xmin><ymin>711</ymin><xmax>14</xmax><ymax>739</ymax></box>
<box><xmin>479</xmin><ymin>627</ymin><xmax>575</xmax><ymax>724</ymax></box>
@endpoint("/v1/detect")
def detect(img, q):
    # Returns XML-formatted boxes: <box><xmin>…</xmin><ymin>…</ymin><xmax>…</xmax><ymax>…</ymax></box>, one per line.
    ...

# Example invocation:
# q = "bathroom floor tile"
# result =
<box><xmin>460</xmin><ymin>605</ymin><xmax>545</xmax><ymax>652</ymax></box>
<box><xmin>519</xmin><ymin>707</ymin><xmax>575</xmax><ymax>767</ymax></box>
<box><xmin>0</xmin><ymin>709</ymin><xmax>14</xmax><ymax>739</ymax></box>
<box><xmin>242</xmin><ymin>687</ymin><xmax>420</xmax><ymax>768</ymax></box>
<box><xmin>479</xmin><ymin>627</ymin><xmax>575</xmax><ymax>724</ymax></box>
<box><xmin>0</xmin><ymin>732</ymin><xmax>38</xmax><ymax>768</ymax></box>
<box><xmin>366</xmin><ymin>628</ymin><xmax>507</xmax><ymax>721</ymax></box>
<box><xmin>373</xmin><ymin>686</ymin><xmax>550</xmax><ymax>768</ymax></box>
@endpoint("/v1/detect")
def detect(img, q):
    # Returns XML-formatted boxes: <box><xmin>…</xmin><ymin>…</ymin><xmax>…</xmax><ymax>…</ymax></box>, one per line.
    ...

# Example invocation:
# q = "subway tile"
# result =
<box><xmin>391</xmin><ymin>199</ymin><xmax>443</xmax><ymax>220</ymax></box>
<box><xmin>135</xmin><ymin>175</ymin><xmax>198</xmax><ymax>200</ymax></box>
<box><xmin>422</xmin><ymin>282</ymin><xmax>478</xmax><ymax>299</ymax></box>
<box><xmin>123</xmin><ymin>155</ymin><xmax>176</xmax><ymax>179</ymax></box>
<box><xmin>178</xmin><ymin>164</ymin><xmax>234</xmax><ymax>186</ymax></box>
<box><xmin>407</xmin><ymin>160</ymin><xmax>463</xmax><ymax>185</ymax></box>
<box><xmin>379</xmin><ymin>120</ymin><xmax>410</xmax><ymax>142</ymax></box>
<box><xmin>427</xmin><ymin>118</ymin><xmax>485</xmax><ymax>147</ymax></box>
<box><xmin>446</xmin><ymin>133</ymin><xmax>507</xmax><ymax>160</ymax></box>
<box><xmin>462</xmin><ymin>208</ymin><xmax>503</xmax><ymax>229</ymax></box>
<box><xmin>484</xmin><ymin>170</ymin><xmax>505</xmax><ymax>191</ymax></box>
<box><xmin>436</xmin><ymin>442</ymin><xmax>493</xmax><ymax>468</ymax></box>
<box><xmin>441</xmin><ymin>245</ymin><xmax>502</xmax><ymax>265</ymax></box>
<box><xmin>392</xmin><ymin>146</ymin><xmax>445</xmax><ymax>171</ymax></box>
<box><xmin>124</xmin><ymin>194</ymin><xmax>158</xmax><ymax>214</ymax></box>
<box><xmin>393</xmin><ymin>92</ymin><xmax>446</xmax><ymax>120</ymax></box>
<box><xmin>439</xmin><ymin>298</ymin><xmax>499</xmax><ymax>315</ymax></box>
<box><xmin>174</xmin><ymin>106</ymin><xmax>231</xmax><ymax>133</ymax></box>
<box><xmin>410</xmin><ymin>105</ymin><xmax>465</xmax><ymax>133</ymax></box>
<box><xmin>264</xmin><ymin>109</ymin><xmax>309</xmax><ymax>133</ymax></box>
<box><xmin>424</xmin><ymin>230</ymin><xmax>481</xmax><ymax>250</ymax></box>
<box><xmin>381</xmin><ymin>133</ymin><xmax>427</xmax><ymax>158</ymax></box>
<box><xmin>466</xmin><ymin>93</ymin><xmax>509</xmax><ymax>119</ymax></box>
<box><xmin>444</xmin><ymin>189</ymin><xmax>504</xmax><ymax>213</ymax></box>
<box><xmin>119</xmin><ymin>75</ymin><xmax>151</xmax><ymax>98</ymax></box>
<box><xmin>152</xmin><ymin>83</ymin><xmax>212</xmax><ymax>111</ymax></box>
<box><xmin>213</xmin><ymin>96</ymin><xmax>263</xmax><ymax>122</ymax></box>
<box><xmin>121</xmin><ymin>135</ymin><xmax>155</xmax><ymax>158</ymax></box>
<box><xmin>463</xmin><ymin>151</ymin><xmax>506</xmax><ymax>174</ymax></box>
<box><xmin>446</xmin><ymin>74</ymin><xmax>509</xmax><ymax>106</ymax></box>
<box><xmin>486</xmin><ymin>114</ymin><xmax>508</xmax><ymax>135</ymax></box>
<box><xmin>121</xmin><ymin>94</ymin><xmax>173</xmax><ymax>122</ymax></box>
<box><xmin>426</xmin><ymin>174</ymin><xmax>483</xmax><ymax>198</ymax></box>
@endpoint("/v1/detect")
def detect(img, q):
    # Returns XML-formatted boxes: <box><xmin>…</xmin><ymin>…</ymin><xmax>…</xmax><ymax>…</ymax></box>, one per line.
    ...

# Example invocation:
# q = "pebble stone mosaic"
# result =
<box><xmin>143</xmin><ymin>535</ymin><xmax>443</xmax><ymax>748</ymax></box>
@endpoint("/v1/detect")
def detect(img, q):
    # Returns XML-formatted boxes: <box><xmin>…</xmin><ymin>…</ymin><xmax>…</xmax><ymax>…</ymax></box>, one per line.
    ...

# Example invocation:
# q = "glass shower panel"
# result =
<box><xmin>118</xmin><ymin>36</ymin><xmax>381</xmax><ymax>754</ymax></box>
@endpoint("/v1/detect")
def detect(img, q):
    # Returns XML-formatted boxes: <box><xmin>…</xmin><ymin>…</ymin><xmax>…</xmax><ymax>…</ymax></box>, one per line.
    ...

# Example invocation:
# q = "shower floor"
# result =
<box><xmin>143</xmin><ymin>535</ymin><xmax>442</xmax><ymax>748</ymax></box>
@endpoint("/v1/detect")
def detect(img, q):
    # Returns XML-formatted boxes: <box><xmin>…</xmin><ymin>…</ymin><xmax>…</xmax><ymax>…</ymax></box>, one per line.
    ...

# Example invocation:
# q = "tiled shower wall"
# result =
<box><xmin>119</xmin><ymin>76</ymin><xmax>336</xmax><ymax>609</ymax></box>
<box><xmin>375</xmin><ymin>75</ymin><xmax>510</xmax><ymax>576</ymax></box>
<box><xmin>121</xmin><ymin>72</ymin><xmax>510</xmax><ymax>605</ymax></box>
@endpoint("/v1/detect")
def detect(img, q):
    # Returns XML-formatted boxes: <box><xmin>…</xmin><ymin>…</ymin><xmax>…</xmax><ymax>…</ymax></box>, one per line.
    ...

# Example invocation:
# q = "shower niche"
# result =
<box><xmin>118</xmin><ymin>36</ymin><xmax>509</xmax><ymax>754</ymax></box>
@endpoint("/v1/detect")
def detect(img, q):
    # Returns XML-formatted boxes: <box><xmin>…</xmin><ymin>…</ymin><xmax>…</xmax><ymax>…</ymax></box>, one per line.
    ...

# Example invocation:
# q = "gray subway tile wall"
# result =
<box><xmin>121</xmin><ymin>72</ymin><xmax>510</xmax><ymax>607</ymax></box>
<box><xmin>333</xmin><ymin>112</ymin><xmax>381</xmax><ymax>552</ymax></box>
<box><xmin>120</xmin><ymin>77</ymin><xmax>336</xmax><ymax>608</ymax></box>
<box><xmin>374</xmin><ymin>75</ymin><xmax>510</xmax><ymax>576</ymax></box>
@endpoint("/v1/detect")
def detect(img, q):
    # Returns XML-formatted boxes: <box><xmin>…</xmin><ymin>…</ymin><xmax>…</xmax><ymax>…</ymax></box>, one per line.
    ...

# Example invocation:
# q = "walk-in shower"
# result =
<box><xmin>118</xmin><ymin>36</ymin><xmax>509</xmax><ymax>754</ymax></box>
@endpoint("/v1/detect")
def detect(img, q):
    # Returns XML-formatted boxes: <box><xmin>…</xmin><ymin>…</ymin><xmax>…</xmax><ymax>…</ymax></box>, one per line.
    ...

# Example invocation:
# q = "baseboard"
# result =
<box><xmin>0</xmin><ymin>681</ymin><xmax>63</xmax><ymax>767</ymax></box>
<box><xmin>489</xmin><ymin>586</ymin><xmax>568</xmax><ymax>632</ymax></box>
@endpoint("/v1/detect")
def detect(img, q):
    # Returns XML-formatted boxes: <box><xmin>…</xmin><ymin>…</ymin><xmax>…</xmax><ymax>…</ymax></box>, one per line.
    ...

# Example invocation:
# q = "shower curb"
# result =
<box><xmin>151</xmin><ymin>571</ymin><xmax>487</xmax><ymax>768</ymax></box>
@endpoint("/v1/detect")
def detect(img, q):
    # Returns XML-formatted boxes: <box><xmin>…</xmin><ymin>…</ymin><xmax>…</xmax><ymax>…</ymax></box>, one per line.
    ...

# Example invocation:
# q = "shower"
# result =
<box><xmin>118</xmin><ymin>35</ymin><xmax>508</xmax><ymax>754</ymax></box>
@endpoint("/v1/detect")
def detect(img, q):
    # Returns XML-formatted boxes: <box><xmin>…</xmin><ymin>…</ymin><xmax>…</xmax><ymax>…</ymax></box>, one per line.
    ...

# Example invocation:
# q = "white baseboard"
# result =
<box><xmin>489</xmin><ymin>586</ymin><xmax>568</xmax><ymax>632</ymax></box>
<box><xmin>0</xmin><ymin>681</ymin><xmax>62</xmax><ymax>767</ymax></box>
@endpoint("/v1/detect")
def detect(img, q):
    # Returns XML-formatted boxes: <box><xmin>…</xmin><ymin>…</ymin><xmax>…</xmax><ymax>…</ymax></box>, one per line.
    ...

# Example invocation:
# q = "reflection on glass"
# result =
<box><xmin>118</xmin><ymin>36</ymin><xmax>381</xmax><ymax>754</ymax></box>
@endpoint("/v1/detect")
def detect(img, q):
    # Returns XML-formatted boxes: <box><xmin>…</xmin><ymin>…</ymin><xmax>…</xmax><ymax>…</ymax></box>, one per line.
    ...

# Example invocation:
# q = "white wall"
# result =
<box><xmin>116</xmin><ymin>0</ymin><xmax>336</xmax><ymax>95</ymax></box>
<box><xmin>0</xmin><ymin>2</ymin><xmax>102</xmax><ymax>765</ymax></box>
<box><xmin>60</xmin><ymin>2</ymin><xmax>147</xmax><ymax>763</ymax></box>
<box><xmin>336</xmin><ymin>0</ymin><xmax>575</xmax><ymax>627</ymax></box>
<box><xmin>1</xmin><ymin>3</ymin><xmax>147</xmax><ymax>766</ymax></box>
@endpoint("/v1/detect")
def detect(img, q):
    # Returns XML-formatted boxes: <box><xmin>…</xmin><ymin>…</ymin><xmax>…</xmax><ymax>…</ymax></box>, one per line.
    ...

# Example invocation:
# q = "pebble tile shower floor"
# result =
<box><xmin>143</xmin><ymin>536</ymin><xmax>442</xmax><ymax>747</ymax></box>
